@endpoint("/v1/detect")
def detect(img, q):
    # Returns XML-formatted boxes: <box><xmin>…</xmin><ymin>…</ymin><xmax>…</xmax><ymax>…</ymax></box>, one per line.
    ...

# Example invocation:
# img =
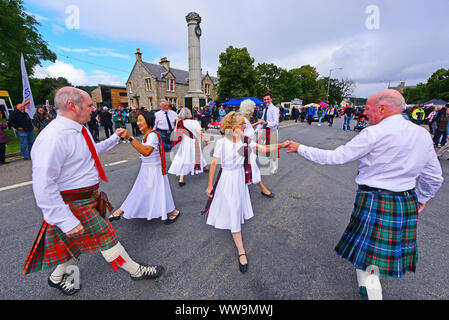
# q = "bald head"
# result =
<box><xmin>364</xmin><ymin>89</ymin><xmax>405</xmax><ymax>125</ymax></box>
<box><xmin>54</xmin><ymin>86</ymin><xmax>93</xmax><ymax>124</ymax></box>
<box><xmin>370</xmin><ymin>89</ymin><xmax>406</xmax><ymax>112</ymax></box>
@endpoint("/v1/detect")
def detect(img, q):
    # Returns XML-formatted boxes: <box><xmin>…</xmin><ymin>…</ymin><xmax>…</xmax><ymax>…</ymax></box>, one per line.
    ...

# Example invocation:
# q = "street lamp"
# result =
<box><xmin>327</xmin><ymin>67</ymin><xmax>343</xmax><ymax>101</ymax></box>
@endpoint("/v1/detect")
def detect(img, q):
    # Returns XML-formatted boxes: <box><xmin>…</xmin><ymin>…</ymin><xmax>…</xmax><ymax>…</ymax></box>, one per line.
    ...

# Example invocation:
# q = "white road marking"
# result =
<box><xmin>0</xmin><ymin>181</ymin><xmax>32</xmax><ymax>192</ymax></box>
<box><xmin>104</xmin><ymin>160</ymin><xmax>129</xmax><ymax>167</ymax></box>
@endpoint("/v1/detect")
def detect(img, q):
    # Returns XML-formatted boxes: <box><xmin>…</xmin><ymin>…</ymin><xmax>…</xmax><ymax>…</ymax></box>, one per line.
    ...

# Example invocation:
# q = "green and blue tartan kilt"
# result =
<box><xmin>334</xmin><ymin>188</ymin><xmax>419</xmax><ymax>278</ymax></box>
<box><xmin>23</xmin><ymin>185</ymin><xmax>118</xmax><ymax>275</ymax></box>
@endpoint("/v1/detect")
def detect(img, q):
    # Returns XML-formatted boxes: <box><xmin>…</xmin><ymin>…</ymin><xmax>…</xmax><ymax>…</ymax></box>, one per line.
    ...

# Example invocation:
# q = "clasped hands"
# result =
<box><xmin>278</xmin><ymin>140</ymin><xmax>301</xmax><ymax>153</ymax></box>
<box><xmin>115</xmin><ymin>128</ymin><xmax>131</xmax><ymax>139</ymax></box>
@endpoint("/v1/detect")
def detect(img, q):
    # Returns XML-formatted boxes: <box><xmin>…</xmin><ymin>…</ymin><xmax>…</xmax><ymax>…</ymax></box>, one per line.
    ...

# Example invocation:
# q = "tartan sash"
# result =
<box><xmin>172</xmin><ymin>120</ymin><xmax>201</xmax><ymax>171</ymax></box>
<box><xmin>238</xmin><ymin>136</ymin><xmax>253</xmax><ymax>185</ymax></box>
<box><xmin>143</xmin><ymin>131</ymin><xmax>167</xmax><ymax>175</ymax></box>
<box><xmin>201</xmin><ymin>168</ymin><xmax>223</xmax><ymax>217</ymax></box>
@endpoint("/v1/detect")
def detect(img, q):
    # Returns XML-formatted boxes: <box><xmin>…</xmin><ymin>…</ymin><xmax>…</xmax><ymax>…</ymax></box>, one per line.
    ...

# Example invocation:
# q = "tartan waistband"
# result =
<box><xmin>60</xmin><ymin>183</ymin><xmax>100</xmax><ymax>195</ymax></box>
<box><xmin>358</xmin><ymin>185</ymin><xmax>415</xmax><ymax>197</ymax></box>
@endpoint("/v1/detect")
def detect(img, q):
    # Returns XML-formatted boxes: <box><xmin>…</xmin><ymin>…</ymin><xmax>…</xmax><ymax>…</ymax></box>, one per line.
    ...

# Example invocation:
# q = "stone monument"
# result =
<box><xmin>184</xmin><ymin>12</ymin><xmax>207</xmax><ymax>110</ymax></box>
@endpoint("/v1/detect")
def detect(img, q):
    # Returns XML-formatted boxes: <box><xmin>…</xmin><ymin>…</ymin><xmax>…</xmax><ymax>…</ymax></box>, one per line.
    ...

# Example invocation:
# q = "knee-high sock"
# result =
<box><xmin>101</xmin><ymin>242</ymin><xmax>141</xmax><ymax>276</ymax></box>
<box><xmin>356</xmin><ymin>267</ymin><xmax>382</xmax><ymax>300</ymax></box>
<box><xmin>50</xmin><ymin>258</ymin><xmax>76</xmax><ymax>283</ymax></box>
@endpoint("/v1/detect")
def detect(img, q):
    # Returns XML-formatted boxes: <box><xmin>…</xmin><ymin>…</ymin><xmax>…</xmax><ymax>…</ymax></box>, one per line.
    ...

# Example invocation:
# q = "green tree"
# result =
<box><xmin>289</xmin><ymin>65</ymin><xmax>326</xmax><ymax>104</ymax></box>
<box><xmin>427</xmin><ymin>68</ymin><xmax>449</xmax><ymax>101</ymax></box>
<box><xmin>217</xmin><ymin>46</ymin><xmax>257</xmax><ymax>102</ymax></box>
<box><xmin>321</xmin><ymin>77</ymin><xmax>356</xmax><ymax>105</ymax></box>
<box><xmin>255</xmin><ymin>63</ymin><xmax>301</xmax><ymax>104</ymax></box>
<box><xmin>403</xmin><ymin>83</ymin><xmax>428</xmax><ymax>104</ymax></box>
<box><xmin>0</xmin><ymin>0</ymin><xmax>57</xmax><ymax>104</ymax></box>
<box><xmin>30</xmin><ymin>77</ymin><xmax>72</xmax><ymax>105</ymax></box>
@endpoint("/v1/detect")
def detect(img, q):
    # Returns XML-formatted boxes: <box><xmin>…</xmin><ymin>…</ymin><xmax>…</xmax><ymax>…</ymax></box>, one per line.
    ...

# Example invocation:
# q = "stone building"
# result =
<box><xmin>91</xmin><ymin>84</ymin><xmax>128</xmax><ymax>109</ymax></box>
<box><xmin>126</xmin><ymin>49</ymin><xmax>218</xmax><ymax>110</ymax></box>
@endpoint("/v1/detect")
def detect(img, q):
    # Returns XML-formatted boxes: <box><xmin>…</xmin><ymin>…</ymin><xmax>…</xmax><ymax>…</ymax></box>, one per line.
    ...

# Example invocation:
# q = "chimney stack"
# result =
<box><xmin>159</xmin><ymin>57</ymin><xmax>170</xmax><ymax>71</ymax></box>
<box><xmin>135</xmin><ymin>48</ymin><xmax>142</xmax><ymax>62</ymax></box>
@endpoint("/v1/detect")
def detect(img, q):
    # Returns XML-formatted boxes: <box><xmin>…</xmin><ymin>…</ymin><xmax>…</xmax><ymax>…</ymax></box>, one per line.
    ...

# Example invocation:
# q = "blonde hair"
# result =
<box><xmin>220</xmin><ymin>111</ymin><xmax>244</xmax><ymax>134</ymax></box>
<box><xmin>239</xmin><ymin>99</ymin><xmax>256</xmax><ymax>117</ymax></box>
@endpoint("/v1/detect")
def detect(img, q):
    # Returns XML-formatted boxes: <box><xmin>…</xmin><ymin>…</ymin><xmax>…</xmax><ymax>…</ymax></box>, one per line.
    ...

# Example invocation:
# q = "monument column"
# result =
<box><xmin>184</xmin><ymin>12</ymin><xmax>207</xmax><ymax>109</ymax></box>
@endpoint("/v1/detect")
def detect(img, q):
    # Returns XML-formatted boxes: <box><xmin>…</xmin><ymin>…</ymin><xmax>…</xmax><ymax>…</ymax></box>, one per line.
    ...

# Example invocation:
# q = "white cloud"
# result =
<box><xmin>33</xmin><ymin>60</ymin><xmax>126</xmax><ymax>86</ymax></box>
<box><xmin>27</xmin><ymin>0</ymin><xmax>449</xmax><ymax>98</ymax></box>
<box><xmin>55</xmin><ymin>45</ymin><xmax>130</xmax><ymax>59</ymax></box>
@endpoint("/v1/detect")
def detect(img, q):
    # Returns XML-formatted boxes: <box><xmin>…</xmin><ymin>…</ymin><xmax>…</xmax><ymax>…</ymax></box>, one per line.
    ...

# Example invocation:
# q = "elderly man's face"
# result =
<box><xmin>365</xmin><ymin>98</ymin><xmax>383</xmax><ymax>125</ymax></box>
<box><xmin>73</xmin><ymin>94</ymin><xmax>94</xmax><ymax>124</ymax></box>
<box><xmin>160</xmin><ymin>101</ymin><xmax>169</xmax><ymax>111</ymax></box>
<box><xmin>16</xmin><ymin>104</ymin><xmax>25</xmax><ymax>112</ymax></box>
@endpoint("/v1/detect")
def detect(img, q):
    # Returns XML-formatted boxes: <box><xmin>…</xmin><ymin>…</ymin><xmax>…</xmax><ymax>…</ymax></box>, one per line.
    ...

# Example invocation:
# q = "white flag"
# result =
<box><xmin>20</xmin><ymin>53</ymin><xmax>36</xmax><ymax>118</ymax></box>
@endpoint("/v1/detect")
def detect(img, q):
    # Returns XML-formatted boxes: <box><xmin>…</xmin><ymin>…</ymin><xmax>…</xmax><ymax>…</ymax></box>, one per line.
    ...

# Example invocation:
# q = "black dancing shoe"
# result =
<box><xmin>130</xmin><ymin>264</ymin><xmax>165</xmax><ymax>280</ymax></box>
<box><xmin>261</xmin><ymin>191</ymin><xmax>275</xmax><ymax>198</ymax></box>
<box><xmin>238</xmin><ymin>254</ymin><xmax>248</xmax><ymax>273</ymax></box>
<box><xmin>164</xmin><ymin>211</ymin><xmax>181</xmax><ymax>225</ymax></box>
<box><xmin>48</xmin><ymin>274</ymin><xmax>81</xmax><ymax>296</ymax></box>
<box><xmin>108</xmin><ymin>214</ymin><xmax>121</xmax><ymax>222</ymax></box>
<box><xmin>178</xmin><ymin>181</ymin><xmax>186</xmax><ymax>187</ymax></box>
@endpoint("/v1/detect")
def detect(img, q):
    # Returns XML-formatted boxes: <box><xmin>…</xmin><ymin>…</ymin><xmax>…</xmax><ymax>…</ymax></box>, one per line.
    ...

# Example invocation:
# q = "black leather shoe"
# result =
<box><xmin>130</xmin><ymin>264</ymin><xmax>165</xmax><ymax>280</ymax></box>
<box><xmin>261</xmin><ymin>191</ymin><xmax>275</xmax><ymax>198</ymax></box>
<box><xmin>178</xmin><ymin>181</ymin><xmax>186</xmax><ymax>186</ymax></box>
<box><xmin>108</xmin><ymin>214</ymin><xmax>121</xmax><ymax>222</ymax></box>
<box><xmin>164</xmin><ymin>211</ymin><xmax>181</xmax><ymax>225</ymax></box>
<box><xmin>48</xmin><ymin>274</ymin><xmax>81</xmax><ymax>295</ymax></box>
<box><xmin>238</xmin><ymin>254</ymin><xmax>248</xmax><ymax>273</ymax></box>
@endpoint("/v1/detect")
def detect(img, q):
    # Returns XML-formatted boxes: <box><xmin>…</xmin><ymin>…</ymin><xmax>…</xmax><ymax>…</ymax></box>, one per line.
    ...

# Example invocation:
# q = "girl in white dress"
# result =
<box><xmin>239</xmin><ymin>99</ymin><xmax>275</xmax><ymax>198</ymax></box>
<box><xmin>108</xmin><ymin>112</ymin><xmax>181</xmax><ymax>225</ymax></box>
<box><xmin>203</xmin><ymin>112</ymin><xmax>288</xmax><ymax>273</ymax></box>
<box><xmin>168</xmin><ymin>108</ymin><xmax>209</xmax><ymax>186</ymax></box>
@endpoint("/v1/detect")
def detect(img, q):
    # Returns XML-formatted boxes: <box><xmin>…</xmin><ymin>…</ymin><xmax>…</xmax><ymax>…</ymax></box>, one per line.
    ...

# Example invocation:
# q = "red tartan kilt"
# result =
<box><xmin>22</xmin><ymin>185</ymin><xmax>118</xmax><ymax>275</ymax></box>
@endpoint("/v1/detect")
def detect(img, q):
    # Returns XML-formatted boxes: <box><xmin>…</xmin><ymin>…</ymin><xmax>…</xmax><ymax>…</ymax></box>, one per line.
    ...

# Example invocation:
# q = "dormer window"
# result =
<box><xmin>166</xmin><ymin>79</ymin><xmax>175</xmax><ymax>92</ymax></box>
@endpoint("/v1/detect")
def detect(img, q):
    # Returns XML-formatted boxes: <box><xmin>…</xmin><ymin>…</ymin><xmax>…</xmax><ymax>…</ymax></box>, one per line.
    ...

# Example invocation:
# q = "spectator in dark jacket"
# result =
<box><xmin>8</xmin><ymin>104</ymin><xmax>34</xmax><ymax>160</ymax></box>
<box><xmin>100</xmin><ymin>107</ymin><xmax>114</xmax><ymax>138</ymax></box>
<box><xmin>0</xmin><ymin>121</ymin><xmax>8</xmax><ymax>164</ymax></box>
<box><xmin>87</xmin><ymin>107</ymin><xmax>100</xmax><ymax>142</ymax></box>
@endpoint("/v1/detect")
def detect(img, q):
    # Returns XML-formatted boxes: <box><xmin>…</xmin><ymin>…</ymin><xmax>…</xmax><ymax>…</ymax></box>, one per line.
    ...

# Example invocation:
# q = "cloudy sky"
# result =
<box><xmin>25</xmin><ymin>0</ymin><xmax>449</xmax><ymax>98</ymax></box>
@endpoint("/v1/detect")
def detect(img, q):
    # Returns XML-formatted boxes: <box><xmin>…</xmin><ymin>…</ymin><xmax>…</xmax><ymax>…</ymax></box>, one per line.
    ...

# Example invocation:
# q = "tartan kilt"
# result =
<box><xmin>22</xmin><ymin>185</ymin><xmax>118</xmax><ymax>275</ymax></box>
<box><xmin>334</xmin><ymin>189</ymin><xmax>419</xmax><ymax>278</ymax></box>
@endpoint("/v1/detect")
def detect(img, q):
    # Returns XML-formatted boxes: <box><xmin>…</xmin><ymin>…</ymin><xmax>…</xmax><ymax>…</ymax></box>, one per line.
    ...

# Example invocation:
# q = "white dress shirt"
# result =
<box><xmin>256</xmin><ymin>103</ymin><xmax>279</xmax><ymax>131</ymax></box>
<box><xmin>31</xmin><ymin>115</ymin><xmax>120</xmax><ymax>233</ymax></box>
<box><xmin>154</xmin><ymin>109</ymin><xmax>178</xmax><ymax>131</ymax></box>
<box><xmin>297</xmin><ymin>114</ymin><xmax>443</xmax><ymax>203</ymax></box>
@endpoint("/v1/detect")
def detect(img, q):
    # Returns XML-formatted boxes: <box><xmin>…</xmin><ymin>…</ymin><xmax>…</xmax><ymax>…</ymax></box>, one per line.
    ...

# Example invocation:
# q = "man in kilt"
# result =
<box><xmin>154</xmin><ymin>99</ymin><xmax>177</xmax><ymax>153</ymax></box>
<box><xmin>285</xmin><ymin>89</ymin><xmax>443</xmax><ymax>300</ymax></box>
<box><xmin>22</xmin><ymin>87</ymin><xmax>165</xmax><ymax>296</ymax></box>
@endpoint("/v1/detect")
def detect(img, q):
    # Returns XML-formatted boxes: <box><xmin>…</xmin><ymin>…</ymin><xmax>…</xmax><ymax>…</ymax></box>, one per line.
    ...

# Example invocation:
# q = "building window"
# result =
<box><xmin>145</xmin><ymin>78</ymin><xmax>152</xmax><ymax>92</ymax></box>
<box><xmin>165</xmin><ymin>97</ymin><xmax>177</xmax><ymax>107</ymax></box>
<box><xmin>119</xmin><ymin>92</ymin><xmax>127</xmax><ymax>97</ymax></box>
<box><xmin>148</xmin><ymin>97</ymin><xmax>153</xmax><ymax>109</ymax></box>
<box><xmin>205</xmin><ymin>84</ymin><xmax>211</xmax><ymax>95</ymax></box>
<box><xmin>128</xmin><ymin>82</ymin><xmax>133</xmax><ymax>94</ymax></box>
<box><xmin>166</xmin><ymin>79</ymin><xmax>175</xmax><ymax>92</ymax></box>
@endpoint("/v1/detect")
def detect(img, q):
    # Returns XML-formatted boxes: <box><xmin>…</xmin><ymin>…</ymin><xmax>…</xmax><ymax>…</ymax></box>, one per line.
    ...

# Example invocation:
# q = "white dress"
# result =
<box><xmin>168</xmin><ymin>119</ymin><xmax>208</xmax><ymax>176</ymax></box>
<box><xmin>243</xmin><ymin>117</ymin><xmax>261</xmax><ymax>184</ymax></box>
<box><xmin>121</xmin><ymin>132</ymin><xmax>175</xmax><ymax>221</ymax></box>
<box><xmin>206</xmin><ymin>137</ymin><xmax>254</xmax><ymax>233</ymax></box>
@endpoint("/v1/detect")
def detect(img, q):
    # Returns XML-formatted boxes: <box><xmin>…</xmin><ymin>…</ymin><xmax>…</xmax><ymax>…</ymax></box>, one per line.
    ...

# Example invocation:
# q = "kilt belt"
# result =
<box><xmin>22</xmin><ymin>184</ymin><xmax>119</xmax><ymax>275</ymax></box>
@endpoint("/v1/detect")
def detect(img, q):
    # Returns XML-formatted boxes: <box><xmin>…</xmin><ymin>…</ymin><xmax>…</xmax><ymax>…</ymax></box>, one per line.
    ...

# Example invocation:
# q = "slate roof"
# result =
<box><xmin>141</xmin><ymin>61</ymin><xmax>218</xmax><ymax>85</ymax></box>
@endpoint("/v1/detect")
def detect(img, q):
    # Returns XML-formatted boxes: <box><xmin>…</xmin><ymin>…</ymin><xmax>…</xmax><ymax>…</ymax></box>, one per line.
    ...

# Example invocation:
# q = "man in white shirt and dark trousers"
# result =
<box><xmin>257</xmin><ymin>93</ymin><xmax>280</xmax><ymax>175</ymax></box>
<box><xmin>22</xmin><ymin>87</ymin><xmax>165</xmax><ymax>296</ymax></box>
<box><xmin>154</xmin><ymin>99</ymin><xmax>178</xmax><ymax>152</ymax></box>
<box><xmin>286</xmin><ymin>89</ymin><xmax>443</xmax><ymax>300</ymax></box>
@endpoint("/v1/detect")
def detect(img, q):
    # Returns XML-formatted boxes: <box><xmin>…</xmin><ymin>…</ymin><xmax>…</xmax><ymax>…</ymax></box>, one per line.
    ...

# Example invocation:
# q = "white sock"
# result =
<box><xmin>101</xmin><ymin>242</ymin><xmax>141</xmax><ymax>276</ymax></box>
<box><xmin>50</xmin><ymin>258</ymin><xmax>76</xmax><ymax>284</ymax></box>
<box><xmin>356</xmin><ymin>267</ymin><xmax>383</xmax><ymax>300</ymax></box>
